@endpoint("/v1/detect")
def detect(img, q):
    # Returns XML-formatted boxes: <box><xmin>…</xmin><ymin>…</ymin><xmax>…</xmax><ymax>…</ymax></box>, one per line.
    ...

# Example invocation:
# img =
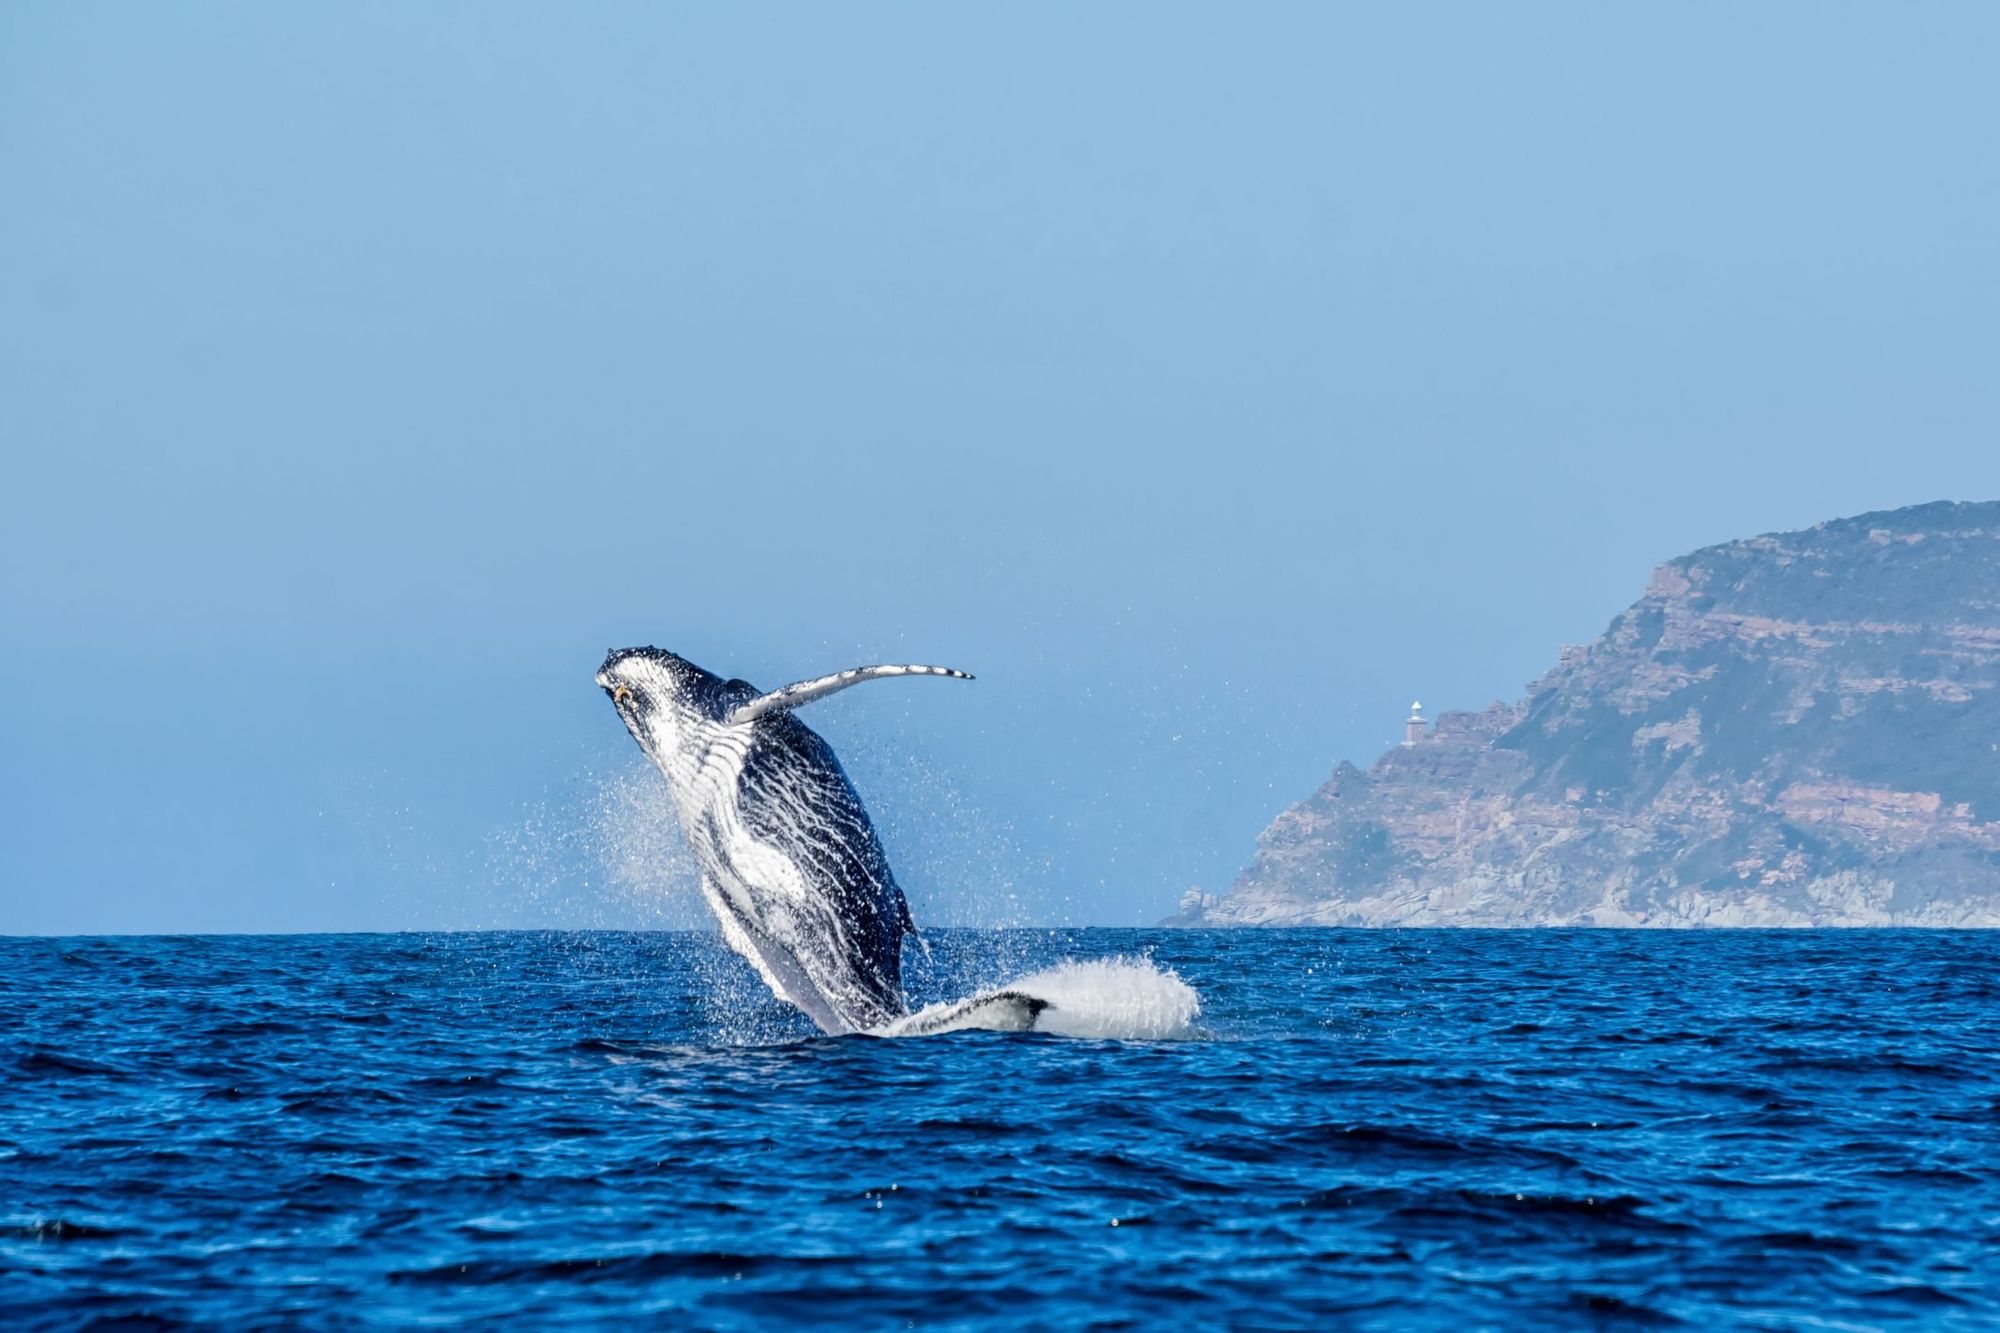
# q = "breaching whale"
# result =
<box><xmin>596</xmin><ymin>647</ymin><xmax>1047</xmax><ymax>1036</ymax></box>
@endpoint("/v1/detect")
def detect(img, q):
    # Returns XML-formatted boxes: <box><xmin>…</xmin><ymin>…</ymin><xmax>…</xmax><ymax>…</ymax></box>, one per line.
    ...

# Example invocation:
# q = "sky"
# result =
<box><xmin>3</xmin><ymin>3</ymin><xmax>1998</xmax><ymax>934</ymax></box>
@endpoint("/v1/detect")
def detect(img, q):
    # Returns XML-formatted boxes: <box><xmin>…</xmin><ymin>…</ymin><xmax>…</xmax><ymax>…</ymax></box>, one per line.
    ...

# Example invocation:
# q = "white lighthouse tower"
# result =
<box><xmin>1402</xmin><ymin>700</ymin><xmax>1426</xmax><ymax>747</ymax></box>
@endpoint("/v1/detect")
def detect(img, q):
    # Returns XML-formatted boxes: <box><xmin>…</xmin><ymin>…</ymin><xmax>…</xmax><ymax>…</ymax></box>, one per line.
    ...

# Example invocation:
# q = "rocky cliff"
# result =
<box><xmin>1176</xmin><ymin>501</ymin><xmax>2000</xmax><ymax>927</ymax></box>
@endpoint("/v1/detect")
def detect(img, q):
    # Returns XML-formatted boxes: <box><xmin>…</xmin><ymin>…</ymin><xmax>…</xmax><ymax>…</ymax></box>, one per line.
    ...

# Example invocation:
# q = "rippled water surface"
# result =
<box><xmin>5</xmin><ymin>929</ymin><xmax>1999</xmax><ymax>1329</ymax></box>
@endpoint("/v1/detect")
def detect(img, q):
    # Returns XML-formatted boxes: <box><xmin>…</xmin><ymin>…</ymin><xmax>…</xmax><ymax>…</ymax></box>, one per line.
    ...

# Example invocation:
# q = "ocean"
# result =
<box><xmin>4</xmin><ymin>928</ymin><xmax>1997</xmax><ymax>1329</ymax></box>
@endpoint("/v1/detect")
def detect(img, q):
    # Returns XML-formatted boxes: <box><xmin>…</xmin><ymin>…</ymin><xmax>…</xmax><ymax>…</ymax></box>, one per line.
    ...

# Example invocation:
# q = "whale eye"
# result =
<box><xmin>613</xmin><ymin>685</ymin><xmax>634</xmax><ymax>707</ymax></box>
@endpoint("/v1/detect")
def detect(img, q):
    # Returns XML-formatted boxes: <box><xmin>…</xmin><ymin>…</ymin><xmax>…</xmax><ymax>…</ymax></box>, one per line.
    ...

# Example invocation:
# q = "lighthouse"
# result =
<box><xmin>1402</xmin><ymin>701</ymin><xmax>1426</xmax><ymax>747</ymax></box>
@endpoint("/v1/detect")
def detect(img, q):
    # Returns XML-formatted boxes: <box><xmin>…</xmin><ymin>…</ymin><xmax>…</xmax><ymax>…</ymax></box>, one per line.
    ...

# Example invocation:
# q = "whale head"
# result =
<box><xmin>597</xmin><ymin>647</ymin><xmax>729</xmax><ymax>762</ymax></box>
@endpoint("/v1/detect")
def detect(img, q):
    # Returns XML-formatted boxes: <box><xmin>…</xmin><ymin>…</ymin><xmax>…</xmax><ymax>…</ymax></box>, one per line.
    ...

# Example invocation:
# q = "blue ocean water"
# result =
<box><xmin>4</xmin><ymin>929</ymin><xmax>1998</xmax><ymax>1329</ymax></box>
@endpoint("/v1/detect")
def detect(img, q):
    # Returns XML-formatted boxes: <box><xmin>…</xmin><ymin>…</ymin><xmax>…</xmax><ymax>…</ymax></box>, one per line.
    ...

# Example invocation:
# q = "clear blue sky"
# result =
<box><xmin>4</xmin><ymin>4</ymin><xmax>1997</xmax><ymax>934</ymax></box>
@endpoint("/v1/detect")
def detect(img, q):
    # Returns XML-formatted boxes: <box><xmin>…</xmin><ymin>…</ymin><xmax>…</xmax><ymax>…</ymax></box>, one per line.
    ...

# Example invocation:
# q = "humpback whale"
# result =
<box><xmin>597</xmin><ymin>647</ymin><xmax>1040</xmax><ymax>1036</ymax></box>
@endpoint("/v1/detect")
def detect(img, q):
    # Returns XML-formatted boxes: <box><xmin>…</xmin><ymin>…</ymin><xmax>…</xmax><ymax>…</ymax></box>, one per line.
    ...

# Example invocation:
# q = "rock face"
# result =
<box><xmin>1178</xmin><ymin>501</ymin><xmax>2000</xmax><ymax>927</ymax></box>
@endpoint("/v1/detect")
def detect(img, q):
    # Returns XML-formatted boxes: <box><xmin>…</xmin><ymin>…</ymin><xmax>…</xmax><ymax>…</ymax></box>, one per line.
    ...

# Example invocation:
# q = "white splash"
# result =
<box><xmin>882</xmin><ymin>955</ymin><xmax>1201</xmax><ymax>1041</ymax></box>
<box><xmin>588</xmin><ymin>764</ymin><xmax>706</xmax><ymax>927</ymax></box>
<box><xmin>484</xmin><ymin>762</ymin><xmax>709</xmax><ymax>930</ymax></box>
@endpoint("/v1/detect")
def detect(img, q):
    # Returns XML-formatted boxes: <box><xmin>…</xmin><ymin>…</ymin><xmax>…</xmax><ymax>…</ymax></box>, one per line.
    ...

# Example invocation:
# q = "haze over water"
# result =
<box><xmin>7</xmin><ymin>929</ymin><xmax>1996</xmax><ymax>1328</ymax></box>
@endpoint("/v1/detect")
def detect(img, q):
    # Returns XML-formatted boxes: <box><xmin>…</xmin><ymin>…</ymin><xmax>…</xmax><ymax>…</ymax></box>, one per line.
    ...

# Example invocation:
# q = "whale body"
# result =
<box><xmin>597</xmin><ymin>646</ymin><xmax>1000</xmax><ymax>1035</ymax></box>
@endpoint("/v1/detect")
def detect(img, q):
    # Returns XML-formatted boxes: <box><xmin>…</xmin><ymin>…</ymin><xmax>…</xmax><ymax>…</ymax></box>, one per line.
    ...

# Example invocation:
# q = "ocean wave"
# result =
<box><xmin>10</xmin><ymin>928</ymin><xmax>2000</xmax><ymax>1327</ymax></box>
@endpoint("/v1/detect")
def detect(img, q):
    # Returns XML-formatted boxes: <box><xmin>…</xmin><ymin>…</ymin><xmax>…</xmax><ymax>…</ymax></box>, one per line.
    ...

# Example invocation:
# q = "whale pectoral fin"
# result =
<box><xmin>954</xmin><ymin>990</ymin><xmax>1049</xmax><ymax>1032</ymax></box>
<box><xmin>877</xmin><ymin>990</ymin><xmax>1051</xmax><ymax>1037</ymax></box>
<box><xmin>724</xmin><ymin>664</ymin><xmax>974</xmax><ymax>725</ymax></box>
